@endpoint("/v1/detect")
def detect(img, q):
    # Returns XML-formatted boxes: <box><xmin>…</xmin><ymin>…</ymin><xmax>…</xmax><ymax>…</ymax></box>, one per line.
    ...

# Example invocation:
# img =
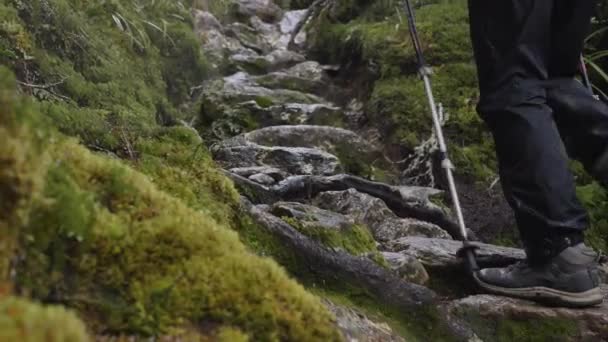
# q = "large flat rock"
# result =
<box><xmin>386</xmin><ymin>237</ymin><xmax>525</xmax><ymax>269</ymax></box>
<box><xmin>444</xmin><ymin>287</ymin><xmax>608</xmax><ymax>341</ymax></box>
<box><xmin>315</xmin><ymin>189</ymin><xmax>452</xmax><ymax>243</ymax></box>
<box><xmin>213</xmin><ymin>143</ymin><xmax>340</xmax><ymax>177</ymax></box>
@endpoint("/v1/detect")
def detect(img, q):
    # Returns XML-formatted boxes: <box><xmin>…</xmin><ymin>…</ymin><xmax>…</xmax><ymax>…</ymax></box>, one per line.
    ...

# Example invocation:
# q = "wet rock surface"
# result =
<box><xmin>444</xmin><ymin>286</ymin><xmax>608</xmax><ymax>341</ymax></box>
<box><xmin>315</xmin><ymin>189</ymin><xmax>452</xmax><ymax>242</ymax></box>
<box><xmin>386</xmin><ymin>236</ymin><xmax>525</xmax><ymax>269</ymax></box>
<box><xmin>324</xmin><ymin>300</ymin><xmax>406</xmax><ymax>342</ymax></box>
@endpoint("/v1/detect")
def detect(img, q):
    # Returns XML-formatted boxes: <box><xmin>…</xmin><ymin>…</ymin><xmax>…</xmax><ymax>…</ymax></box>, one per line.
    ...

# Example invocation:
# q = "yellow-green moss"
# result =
<box><xmin>0</xmin><ymin>0</ymin><xmax>208</xmax><ymax>152</ymax></box>
<box><xmin>0</xmin><ymin>67</ymin><xmax>50</xmax><ymax>285</ymax></box>
<box><xmin>16</xmin><ymin>138</ymin><xmax>341</xmax><ymax>340</ymax></box>
<box><xmin>495</xmin><ymin>317</ymin><xmax>577</xmax><ymax>342</ymax></box>
<box><xmin>0</xmin><ymin>67</ymin><xmax>341</xmax><ymax>340</ymax></box>
<box><xmin>282</xmin><ymin>217</ymin><xmax>377</xmax><ymax>256</ymax></box>
<box><xmin>216</xmin><ymin>327</ymin><xmax>250</xmax><ymax>342</ymax></box>
<box><xmin>577</xmin><ymin>182</ymin><xmax>608</xmax><ymax>252</ymax></box>
<box><xmin>134</xmin><ymin>126</ymin><xmax>239</xmax><ymax>226</ymax></box>
<box><xmin>0</xmin><ymin>296</ymin><xmax>90</xmax><ymax>342</ymax></box>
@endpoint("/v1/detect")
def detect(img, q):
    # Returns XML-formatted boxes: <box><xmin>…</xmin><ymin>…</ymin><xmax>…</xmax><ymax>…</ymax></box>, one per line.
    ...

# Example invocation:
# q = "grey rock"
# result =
<box><xmin>240</xmin><ymin>174</ymin><xmax>462</xmax><ymax>238</ymax></box>
<box><xmin>247</xmin><ymin>9</ymin><xmax>308</xmax><ymax>50</ymax></box>
<box><xmin>382</xmin><ymin>252</ymin><xmax>430</xmax><ymax>285</ymax></box>
<box><xmin>249</xmin><ymin>173</ymin><xmax>276</xmax><ymax>185</ymax></box>
<box><xmin>253</xmin><ymin>61</ymin><xmax>328</xmax><ymax>94</ymax></box>
<box><xmin>280</xmin><ymin>10</ymin><xmax>308</xmax><ymax>49</ymax></box>
<box><xmin>233</xmin><ymin>0</ymin><xmax>283</xmax><ymax>23</ymax></box>
<box><xmin>197</xmin><ymin>28</ymin><xmax>257</xmax><ymax>72</ymax></box>
<box><xmin>229</xmin><ymin>166</ymin><xmax>287</xmax><ymax>181</ymax></box>
<box><xmin>213</xmin><ymin>143</ymin><xmax>340</xmax><ymax>176</ymax></box>
<box><xmin>244</xmin><ymin>125</ymin><xmax>378</xmax><ymax>156</ymax></box>
<box><xmin>315</xmin><ymin>189</ymin><xmax>452</xmax><ymax>243</ymax></box>
<box><xmin>601</xmin><ymin>261</ymin><xmax>608</xmax><ymax>284</ymax></box>
<box><xmin>386</xmin><ymin>237</ymin><xmax>525</xmax><ymax>269</ymax></box>
<box><xmin>226</xmin><ymin>22</ymin><xmax>272</xmax><ymax>54</ymax></box>
<box><xmin>271</xmin><ymin>202</ymin><xmax>355</xmax><ymax>231</ymax></box>
<box><xmin>444</xmin><ymin>287</ymin><xmax>608</xmax><ymax>342</ymax></box>
<box><xmin>230</xmin><ymin>49</ymin><xmax>306</xmax><ymax>74</ymax></box>
<box><xmin>224</xmin><ymin>101</ymin><xmax>344</xmax><ymax>129</ymax></box>
<box><xmin>193</xmin><ymin>10</ymin><xmax>222</xmax><ymax>32</ymax></box>
<box><xmin>201</xmin><ymin>72</ymin><xmax>327</xmax><ymax>110</ymax></box>
<box><xmin>324</xmin><ymin>300</ymin><xmax>405</xmax><ymax>342</ymax></box>
<box><xmin>241</xmin><ymin>198</ymin><xmax>440</xmax><ymax>314</ymax></box>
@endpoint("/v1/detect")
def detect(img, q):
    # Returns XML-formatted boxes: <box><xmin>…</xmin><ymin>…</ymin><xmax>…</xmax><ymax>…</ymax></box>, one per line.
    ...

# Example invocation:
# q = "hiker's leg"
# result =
<box><xmin>468</xmin><ymin>0</ymin><xmax>589</xmax><ymax>263</ymax></box>
<box><xmin>548</xmin><ymin>79</ymin><xmax>608</xmax><ymax>183</ymax></box>
<box><xmin>468</xmin><ymin>0</ymin><xmax>601</xmax><ymax>307</ymax></box>
<box><xmin>548</xmin><ymin>0</ymin><xmax>608</xmax><ymax>183</ymax></box>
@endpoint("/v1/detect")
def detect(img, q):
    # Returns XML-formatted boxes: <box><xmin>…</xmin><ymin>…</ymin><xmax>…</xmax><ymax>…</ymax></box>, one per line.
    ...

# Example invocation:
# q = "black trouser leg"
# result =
<box><xmin>548</xmin><ymin>79</ymin><xmax>608</xmax><ymax>182</ymax></box>
<box><xmin>548</xmin><ymin>0</ymin><xmax>608</xmax><ymax>182</ymax></box>
<box><xmin>468</xmin><ymin>0</ymin><xmax>592</xmax><ymax>263</ymax></box>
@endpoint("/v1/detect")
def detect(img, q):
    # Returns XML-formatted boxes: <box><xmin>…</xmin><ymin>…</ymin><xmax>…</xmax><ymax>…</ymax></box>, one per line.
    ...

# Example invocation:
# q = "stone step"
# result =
<box><xmin>314</xmin><ymin>188</ymin><xmax>452</xmax><ymax>242</ymax></box>
<box><xmin>386</xmin><ymin>236</ymin><xmax>525</xmax><ymax>269</ymax></box>
<box><xmin>444</xmin><ymin>286</ymin><xmax>608</xmax><ymax>341</ymax></box>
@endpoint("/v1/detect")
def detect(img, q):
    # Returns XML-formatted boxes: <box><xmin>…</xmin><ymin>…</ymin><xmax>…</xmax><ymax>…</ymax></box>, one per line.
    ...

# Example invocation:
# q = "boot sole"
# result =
<box><xmin>473</xmin><ymin>273</ymin><xmax>604</xmax><ymax>308</ymax></box>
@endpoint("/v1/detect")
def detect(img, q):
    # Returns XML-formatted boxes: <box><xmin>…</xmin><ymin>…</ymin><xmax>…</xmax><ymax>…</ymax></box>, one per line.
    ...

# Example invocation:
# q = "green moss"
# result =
<box><xmin>216</xmin><ymin>327</ymin><xmax>250</xmax><ymax>342</ymax></box>
<box><xmin>134</xmin><ymin>126</ymin><xmax>239</xmax><ymax>226</ymax></box>
<box><xmin>312</xmin><ymin>287</ymin><xmax>456</xmax><ymax>342</ymax></box>
<box><xmin>254</xmin><ymin>96</ymin><xmax>275</xmax><ymax>108</ymax></box>
<box><xmin>0</xmin><ymin>67</ymin><xmax>49</xmax><ymax>285</ymax></box>
<box><xmin>309</xmin><ymin>0</ymin><xmax>497</xmax><ymax>184</ymax></box>
<box><xmin>282</xmin><ymin>217</ymin><xmax>377</xmax><ymax>256</ymax></box>
<box><xmin>495</xmin><ymin>318</ymin><xmax>577</xmax><ymax>342</ymax></box>
<box><xmin>0</xmin><ymin>296</ymin><xmax>90</xmax><ymax>342</ymax></box>
<box><xmin>577</xmin><ymin>182</ymin><xmax>608</xmax><ymax>253</ymax></box>
<box><xmin>0</xmin><ymin>0</ymin><xmax>208</xmax><ymax>152</ymax></box>
<box><xmin>15</xmin><ymin>139</ymin><xmax>340</xmax><ymax>340</ymax></box>
<box><xmin>0</xmin><ymin>68</ymin><xmax>341</xmax><ymax>340</ymax></box>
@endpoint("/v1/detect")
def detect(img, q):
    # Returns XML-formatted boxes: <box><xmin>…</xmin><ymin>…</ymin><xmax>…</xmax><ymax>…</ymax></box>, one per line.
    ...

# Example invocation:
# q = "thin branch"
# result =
<box><xmin>17</xmin><ymin>77</ymin><xmax>68</xmax><ymax>90</ymax></box>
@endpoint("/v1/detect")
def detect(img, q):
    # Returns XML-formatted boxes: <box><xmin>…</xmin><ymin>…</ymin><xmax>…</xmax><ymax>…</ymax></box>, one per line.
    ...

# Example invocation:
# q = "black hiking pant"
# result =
<box><xmin>468</xmin><ymin>0</ymin><xmax>608</xmax><ymax>262</ymax></box>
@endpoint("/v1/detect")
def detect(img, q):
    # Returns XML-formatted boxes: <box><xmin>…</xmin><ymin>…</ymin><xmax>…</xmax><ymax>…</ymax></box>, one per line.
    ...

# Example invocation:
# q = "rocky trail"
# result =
<box><xmin>194</xmin><ymin>2</ymin><xmax>608</xmax><ymax>340</ymax></box>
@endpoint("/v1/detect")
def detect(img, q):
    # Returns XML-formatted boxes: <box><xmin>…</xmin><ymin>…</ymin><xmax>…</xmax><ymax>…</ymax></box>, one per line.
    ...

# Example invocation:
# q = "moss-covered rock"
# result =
<box><xmin>445</xmin><ymin>292</ymin><xmax>608</xmax><ymax>341</ymax></box>
<box><xmin>281</xmin><ymin>215</ymin><xmax>378</xmax><ymax>256</ymax></box>
<box><xmin>15</xmin><ymin>138</ymin><xmax>341</xmax><ymax>339</ymax></box>
<box><xmin>0</xmin><ymin>296</ymin><xmax>90</xmax><ymax>342</ymax></box>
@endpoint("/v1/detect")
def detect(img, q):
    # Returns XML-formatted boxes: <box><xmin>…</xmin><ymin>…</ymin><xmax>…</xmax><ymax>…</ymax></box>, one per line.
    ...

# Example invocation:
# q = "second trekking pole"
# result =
<box><xmin>400</xmin><ymin>0</ymin><xmax>479</xmax><ymax>275</ymax></box>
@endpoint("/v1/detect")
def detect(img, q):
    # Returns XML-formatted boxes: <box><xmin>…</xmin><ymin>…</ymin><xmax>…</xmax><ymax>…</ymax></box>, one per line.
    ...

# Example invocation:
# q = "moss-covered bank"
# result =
<box><xmin>0</xmin><ymin>296</ymin><xmax>91</xmax><ymax>342</ymax></box>
<box><xmin>0</xmin><ymin>0</ymin><xmax>346</xmax><ymax>336</ymax></box>
<box><xmin>0</xmin><ymin>66</ymin><xmax>342</xmax><ymax>340</ymax></box>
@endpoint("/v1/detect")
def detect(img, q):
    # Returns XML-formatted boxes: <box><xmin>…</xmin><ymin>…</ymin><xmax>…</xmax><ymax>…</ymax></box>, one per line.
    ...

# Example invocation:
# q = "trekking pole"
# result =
<box><xmin>400</xmin><ymin>0</ymin><xmax>479</xmax><ymax>274</ymax></box>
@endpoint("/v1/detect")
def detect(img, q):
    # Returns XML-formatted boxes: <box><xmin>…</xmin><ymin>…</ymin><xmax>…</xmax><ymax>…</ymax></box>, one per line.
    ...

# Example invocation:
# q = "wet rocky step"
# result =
<box><xmin>195</xmin><ymin>6</ymin><xmax>309</xmax><ymax>75</ymax></box>
<box><xmin>201</xmin><ymin>71</ymin><xmax>327</xmax><ymax>108</ymax></box>
<box><xmin>385</xmin><ymin>237</ymin><xmax>525</xmax><ymax>297</ymax></box>
<box><xmin>226</xmin><ymin>173</ymin><xmax>463</xmax><ymax>238</ymax></box>
<box><xmin>444</xmin><ymin>286</ymin><xmax>608</xmax><ymax>341</ymax></box>
<box><xmin>324</xmin><ymin>300</ymin><xmax>406</xmax><ymax>342</ymax></box>
<box><xmin>386</xmin><ymin>237</ymin><xmax>608</xmax><ymax>298</ymax></box>
<box><xmin>230</xmin><ymin>100</ymin><xmax>344</xmax><ymax>127</ymax></box>
<box><xmin>314</xmin><ymin>188</ymin><xmax>452</xmax><ymax>243</ymax></box>
<box><xmin>386</xmin><ymin>237</ymin><xmax>525</xmax><ymax>269</ymax></box>
<box><xmin>213</xmin><ymin>125</ymin><xmax>389</xmax><ymax>180</ymax></box>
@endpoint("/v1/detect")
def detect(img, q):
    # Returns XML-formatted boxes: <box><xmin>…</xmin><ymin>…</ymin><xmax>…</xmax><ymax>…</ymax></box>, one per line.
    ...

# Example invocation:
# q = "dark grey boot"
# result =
<box><xmin>474</xmin><ymin>243</ymin><xmax>603</xmax><ymax>307</ymax></box>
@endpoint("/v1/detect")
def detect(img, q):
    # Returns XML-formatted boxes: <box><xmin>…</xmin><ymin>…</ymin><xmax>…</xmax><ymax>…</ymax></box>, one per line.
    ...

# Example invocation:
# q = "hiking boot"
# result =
<box><xmin>474</xmin><ymin>243</ymin><xmax>603</xmax><ymax>307</ymax></box>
